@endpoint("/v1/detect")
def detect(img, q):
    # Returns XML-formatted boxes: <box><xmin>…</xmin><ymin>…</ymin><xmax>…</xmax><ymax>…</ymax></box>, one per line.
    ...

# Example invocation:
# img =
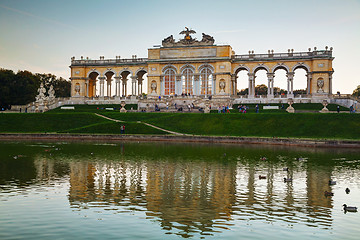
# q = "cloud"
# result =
<box><xmin>0</xmin><ymin>4</ymin><xmax>77</xmax><ymax>30</ymax></box>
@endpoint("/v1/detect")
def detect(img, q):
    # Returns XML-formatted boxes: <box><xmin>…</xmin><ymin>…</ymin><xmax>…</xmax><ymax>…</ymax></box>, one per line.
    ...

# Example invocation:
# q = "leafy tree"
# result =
<box><xmin>255</xmin><ymin>84</ymin><xmax>268</xmax><ymax>95</ymax></box>
<box><xmin>352</xmin><ymin>85</ymin><xmax>360</xmax><ymax>97</ymax></box>
<box><xmin>0</xmin><ymin>68</ymin><xmax>70</xmax><ymax>107</ymax></box>
<box><xmin>237</xmin><ymin>88</ymin><xmax>248</xmax><ymax>95</ymax></box>
<box><xmin>293</xmin><ymin>89</ymin><xmax>307</xmax><ymax>95</ymax></box>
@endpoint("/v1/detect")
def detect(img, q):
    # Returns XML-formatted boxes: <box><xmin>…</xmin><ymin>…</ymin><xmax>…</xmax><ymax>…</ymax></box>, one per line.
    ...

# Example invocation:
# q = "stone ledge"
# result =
<box><xmin>0</xmin><ymin>134</ymin><xmax>359</xmax><ymax>148</ymax></box>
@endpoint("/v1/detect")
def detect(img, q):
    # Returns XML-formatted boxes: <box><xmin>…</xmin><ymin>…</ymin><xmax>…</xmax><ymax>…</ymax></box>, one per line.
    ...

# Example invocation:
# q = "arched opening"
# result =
<box><xmin>136</xmin><ymin>70</ymin><xmax>147</xmax><ymax>96</ymax></box>
<box><xmin>181</xmin><ymin>67</ymin><xmax>194</xmax><ymax>95</ymax></box>
<box><xmin>120</xmin><ymin>71</ymin><xmax>131</xmax><ymax>97</ymax></box>
<box><xmin>200</xmin><ymin>67</ymin><xmax>213</xmax><ymax>95</ymax></box>
<box><xmin>254</xmin><ymin>68</ymin><xmax>268</xmax><ymax>96</ymax></box>
<box><xmin>105</xmin><ymin>71</ymin><xmax>115</xmax><ymax>97</ymax></box>
<box><xmin>235</xmin><ymin>68</ymin><xmax>249</xmax><ymax>96</ymax></box>
<box><xmin>273</xmin><ymin>68</ymin><xmax>288</xmax><ymax>97</ymax></box>
<box><xmin>163</xmin><ymin>67</ymin><xmax>176</xmax><ymax>96</ymax></box>
<box><xmin>293</xmin><ymin>67</ymin><xmax>308</xmax><ymax>97</ymax></box>
<box><xmin>88</xmin><ymin>72</ymin><xmax>99</xmax><ymax>97</ymax></box>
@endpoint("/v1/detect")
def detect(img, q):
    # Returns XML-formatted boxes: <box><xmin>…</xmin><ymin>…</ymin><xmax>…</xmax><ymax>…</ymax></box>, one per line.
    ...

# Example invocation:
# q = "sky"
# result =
<box><xmin>0</xmin><ymin>0</ymin><xmax>359</xmax><ymax>94</ymax></box>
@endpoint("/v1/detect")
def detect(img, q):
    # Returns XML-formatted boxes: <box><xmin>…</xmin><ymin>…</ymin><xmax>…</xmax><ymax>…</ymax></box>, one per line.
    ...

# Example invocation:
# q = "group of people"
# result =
<box><xmin>237</xmin><ymin>105</ymin><xmax>248</xmax><ymax>113</ymax></box>
<box><xmin>218</xmin><ymin>105</ymin><xmax>231</xmax><ymax>113</ymax></box>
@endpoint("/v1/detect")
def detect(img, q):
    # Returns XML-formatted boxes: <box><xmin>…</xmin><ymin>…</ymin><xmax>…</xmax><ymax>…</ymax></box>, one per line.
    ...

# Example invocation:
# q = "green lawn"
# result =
<box><xmin>101</xmin><ymin>112</ymin><xmax>360</xmax><ymax>139</ymax></box>
<box><xmin>1</xmin><ymin>110</ymin><xmax>359</xmax><ymax>140</ymax></box>
<box><xmin>0</xmin><ymin>112</ymin><xmax>166</xmax><ymax>134</ymax></box>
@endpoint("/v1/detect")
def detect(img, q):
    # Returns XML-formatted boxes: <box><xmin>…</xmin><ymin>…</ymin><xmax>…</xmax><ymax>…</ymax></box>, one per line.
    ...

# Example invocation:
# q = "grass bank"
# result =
<box><xmin>0</xmin><ymin>113</ymin><xmax>165</xmax><ymax>135</ymax></box>
<box><xmin>102</xmin><ymin>112</ymin><xmax>360</xmax><ymax>139</ymax></box>
<box><xmin>1</xmin><ymin>110</ymin><xmax>359</xmax><ymax>140</ymax></box>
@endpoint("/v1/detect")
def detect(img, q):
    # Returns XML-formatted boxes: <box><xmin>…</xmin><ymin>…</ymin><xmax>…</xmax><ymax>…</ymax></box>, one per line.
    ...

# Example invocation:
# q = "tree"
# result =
<box><xmin>293</xmin><ymin>89</ymin><xmax>307</xmax><ymax>95</ymax></box>
<box><xmin>237</xmin><ymin>88</ymin><xmax>248</xmax><ymax>95</ymax></box>
<box><xmin>0</xmin><ymin>68</ymin><xmax>70</xmax><ymax>106</ymax></box>
<box><xmin>255</xmin><ymin>84</ymin><xmax>268</xmax><ymax>95</ymax></box>
<box><xmin>352</xmin><ymin>85</ymin><xmax>360</xmax><ymax>97</ymax></box>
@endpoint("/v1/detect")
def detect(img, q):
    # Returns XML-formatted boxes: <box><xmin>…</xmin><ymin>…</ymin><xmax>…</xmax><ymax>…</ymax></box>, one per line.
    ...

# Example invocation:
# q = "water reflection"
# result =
<box><xmin>1</xmin><ymin>141</ymin><xmax>360</xmax><ymax>238</ymax></box>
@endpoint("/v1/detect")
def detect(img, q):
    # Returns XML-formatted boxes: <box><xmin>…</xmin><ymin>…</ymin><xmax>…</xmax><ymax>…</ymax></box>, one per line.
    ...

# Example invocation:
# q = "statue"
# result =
<box><xmin>162</xmin><ymin>35</ymin><xmax>175</xmax><ymax>46</ymax></box>
<box><xmin>75</xmin><ymin>84</ymin><xmax>80</xmax><ymax>96</ymax></box>
<box><xmin>162</xmin><ymin>28</ymin><xmax>215</xmax><ymax>47</ymax></box>
<box><xmin>179</xmin><ymin>27</ymin><xmax>196</xmax><ymax>40</ymax></box>
<box><xmin>48</xmin><ymin>85</ymin><xmax>55</xmax><ymax>103</ymax></box>
<box><xmin>151</xmin><ymin>81</ymin><xmax>157</xmax><ymax>94</ymax></box>
<box><xmin>35</xmin><ymin>83</ymin><xmax>46</xmax><ymax>103</ymax></box>
<box><xmin>219</xmin><ymin>81</ymin><xmax>226</xmax><ymax>94</ymax></box>
<box><xmin>201</xmin><ymin>33</ymin><xmax>215</xmax><ymax>44</ymax></box>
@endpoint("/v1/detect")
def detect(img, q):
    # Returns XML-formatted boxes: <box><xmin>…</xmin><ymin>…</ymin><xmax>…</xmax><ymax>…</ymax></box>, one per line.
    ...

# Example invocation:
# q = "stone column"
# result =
<box><xmin>114</xmin><ymin>77</ymin><xmax>121</xmax><ymax>98</ymax></box>
<box><xmin>107</xmin><ymin>79</ymin><xmax>111</xmax><ymax>97</ymax></box>
<box><xmin>160</xmin><ymin>76</ymin><xmax>165</xmax><ymax>96</ymax></box>
<box><xmin>176</xmin><ymin>74</ymin><xmax>182</xmax><ymax>95</ymax></box>
<box><xmin>122</xmin><ymin>78</ymin><xmax>127</xmax><ymax>97</ymax></box>
<box><xmin>306</xmin><ymin>72</ymin><xmax>312</xmax><ymax>95</ymax></box>
<box><xmin>194</xmin><ymin>74</ymin><xmax>200</xmax><ymax>96</ymax></box>
<box><xmin>329</xmin><ymin>72</ymin><xmax>333</xmax><ymax>95</ymax></box>
<box><xmin>131</xmin><ymin>76</ymin><xmax>137</xmax><ymax>96</ymax></box>
<box><xmin>231</xmin><ymin>74</ymin><xmax>236</xmax><ymax>95</ymax></box>
<box><xmin>248</xmin><ymin>73</ymin><xmax>255</xmax><ymax>98</ymax></box>
<box><xmin>98</xmin><ymin>77</ymin><xmax>105</xmax><ymax>98</ymax></box>
<box><xmin>137</xmin><ymin>78</ymin><xmax>143</xmax><ymax>96</ymax></box>
<box><xmin>286</xmin><ymin>72</ymin><xmax>294</xmax><ymax>97</ymax></box>
<box><xmin>212</xmin><ymin>74</ymin><xmax>216</xmax><ymax>95</ymax></box>
<box><xmin>267</xmin><ymin>73</ymin><xmax>275</xmax><ymax>98</ymax></box>
<box><xmin>85</xmin><ymin>78</ymin><xmax>89</xmax><ymax>97</ymax></box>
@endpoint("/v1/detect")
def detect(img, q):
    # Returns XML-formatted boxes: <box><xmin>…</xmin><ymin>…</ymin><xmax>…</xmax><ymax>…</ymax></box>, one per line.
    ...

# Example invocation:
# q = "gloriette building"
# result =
<box><xmin>69</xmin><ymin>28</ymin><xmax>334</xmax><ymax>103</ymax></box>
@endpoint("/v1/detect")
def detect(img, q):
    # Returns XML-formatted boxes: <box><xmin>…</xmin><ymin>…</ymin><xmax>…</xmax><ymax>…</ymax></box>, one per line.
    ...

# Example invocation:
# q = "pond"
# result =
<box><xmin>0</xmin><ymin>141</ymin><xmax>359</xmax><ymax>239</ymax></box>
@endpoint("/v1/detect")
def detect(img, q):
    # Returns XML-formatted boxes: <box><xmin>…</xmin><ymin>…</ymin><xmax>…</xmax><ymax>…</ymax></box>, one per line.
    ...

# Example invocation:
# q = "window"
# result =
<box><xmin>164</xmin><ymin>68</ymin><xmax>176</xmax><ymax>95</ymax></box>
<box><xmin>200</xmin><ymin>67</ymin><xmax>213</xmax><ymax>95</ymax></box>
<box><xmin>182</xmin><ymin>68</ymin><xmax>194</xmax><ymax>94</ymax></box>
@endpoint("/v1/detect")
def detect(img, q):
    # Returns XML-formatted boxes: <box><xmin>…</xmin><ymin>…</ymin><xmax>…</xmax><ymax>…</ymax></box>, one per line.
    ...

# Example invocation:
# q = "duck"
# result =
<box><xmin>284</xmin><ymin>178</ymin><xmax>292</xmax><ymax>182</ymax></box>
<box><xmin>324</xmin><ymin>191</ymin><xmax>334</xmax><ymax>196</ymax></box>
<box><xmin>260</xmin><ymin>157</ymin><xmax>267</xmax><ymax>161</ymax></box>
<box><xmin>329</xmin><ymin>180</ymin><xmax>336</xmax><ymax>185</ymax></box>
<box><xmin>296</xmin><ymin>157</ymin><xmax>304</xmax><ymax>161</ymax></box>
<box><xmin>259</xmin><ymin>175</ymin><xmax>266</xmax><ymax>179</ymax></box>
<box><xmin>343</xmin><ymin>204</ymin><xmax>357</xmax><ymax>212</ymax></box>
<box><xmin>345</xmin><ymin>188</ymin><xmax>350</xmax><ymax>194</ymax></box>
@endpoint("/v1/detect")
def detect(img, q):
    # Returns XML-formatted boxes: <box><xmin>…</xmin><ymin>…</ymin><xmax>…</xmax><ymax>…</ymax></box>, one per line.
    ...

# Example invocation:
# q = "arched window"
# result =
<box><xmin>182</xmin><ymin>68</ymin><xmax>194</xmax><ymax>94</ymax></box>
<box><xmin>200</xmin><ymin>67</ymin><xmax>213</xmax><ymax>95</ymax></box>
<box><xmin>164</xmin><ymin>68</ymin><xmax>176</xmax><ymax>95</ymax></box>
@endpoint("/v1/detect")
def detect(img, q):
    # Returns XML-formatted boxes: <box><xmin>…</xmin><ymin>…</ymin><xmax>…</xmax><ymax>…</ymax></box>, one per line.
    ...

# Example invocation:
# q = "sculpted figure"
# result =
<box><xmin>151</xmin><ymin>81</ymin><xmax>157</xmax><ymax>93</ymax></box>
<box><xmin>219</xmin><ymin>81</ymin><xmax>226</xmax><ymax>93</ymax></box>
<box><xmin>201</xmin><ymin>33</ymin><xmax>215</xmax><ymax>44</ymax></box>
<box><xmin>162</xmin><ymin>35</ymin><xmax>175</xmax><ymax>45</ymax></box>
<box><xmin>75</xmin><ymin>84</ymin><xmax>80</xmax><ymax>95</ymax></box>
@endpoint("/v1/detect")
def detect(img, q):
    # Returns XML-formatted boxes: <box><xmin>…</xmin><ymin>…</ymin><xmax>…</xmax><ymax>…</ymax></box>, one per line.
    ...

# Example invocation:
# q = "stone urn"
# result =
<box><xmin>320</xmin><ymin>100</ymin><xmax>329</xmax><ymax>113</ymax></box>
<box><xmin>286</xmin><ymin>98</ymin><xmax>295</xmax><ymax>113</ymax></box>
<box><xmin>120</xmin><ymin>101</ymin><xmax>127</xmax><ymax>113</ymax></box>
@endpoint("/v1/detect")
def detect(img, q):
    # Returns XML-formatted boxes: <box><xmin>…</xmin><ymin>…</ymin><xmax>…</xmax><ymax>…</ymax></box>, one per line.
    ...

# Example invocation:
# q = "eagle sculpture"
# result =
<box><xmin>179</xmin><ymin>27</ymin><xmax>196</xmax><ymax>40</ymax></box>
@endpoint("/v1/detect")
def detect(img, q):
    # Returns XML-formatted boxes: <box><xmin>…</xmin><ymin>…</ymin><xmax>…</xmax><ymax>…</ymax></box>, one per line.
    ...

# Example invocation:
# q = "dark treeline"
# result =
<box><xmin>0</xmin><ymin>68</ymin><xmax>70</xmax><ymax>109</ymax></box>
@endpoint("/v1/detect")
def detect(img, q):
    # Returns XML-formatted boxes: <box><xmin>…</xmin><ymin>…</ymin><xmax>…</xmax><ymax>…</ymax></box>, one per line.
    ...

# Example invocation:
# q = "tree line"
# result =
<box><xmin>237</xmin><ymin>84</ymin><xmax>306</xmax><ymax>96</ymax></box>
<box><xmin>0</xmin><ymin>68</ymin><xmax>70</xmax><ymax>109</ymax></box>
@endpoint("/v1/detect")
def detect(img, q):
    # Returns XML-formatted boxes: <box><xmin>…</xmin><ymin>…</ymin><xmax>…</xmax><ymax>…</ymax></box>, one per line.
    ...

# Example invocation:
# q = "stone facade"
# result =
<box><xmin>69</xmin><ymin>29</ymin><xmax>334</xmax><ymax>99</ymax></box>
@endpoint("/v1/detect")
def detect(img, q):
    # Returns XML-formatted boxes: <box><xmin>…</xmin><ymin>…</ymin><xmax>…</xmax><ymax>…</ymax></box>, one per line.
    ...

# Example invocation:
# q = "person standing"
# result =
<box><xmin>255</xmin><ymin>104</ymin><xmax>259</xmax><ymax>113</ymax></box>
<box><xmin>337</xmin><ymin>105</ymin><xmax>340</xmax><ymax>113</ymax></box>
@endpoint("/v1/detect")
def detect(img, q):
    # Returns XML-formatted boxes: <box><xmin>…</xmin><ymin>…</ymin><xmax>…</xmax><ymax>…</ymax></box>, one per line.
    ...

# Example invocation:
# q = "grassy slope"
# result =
<box><xmin>102</xmin><ymin>112</ymin><xmax>360</xmax><ymax>139</ymax></box>
<box><xmin>0</xmin><ymin>113</ymin><xmax>166</xmax><ymax>134</ymax></box>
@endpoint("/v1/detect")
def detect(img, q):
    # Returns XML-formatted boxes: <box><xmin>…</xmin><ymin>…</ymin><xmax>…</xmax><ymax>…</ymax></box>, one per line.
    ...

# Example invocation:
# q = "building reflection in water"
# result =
<box><xmin>62</xmin><ymin>155</ymin><xmax>334</xmax><ymax>237</ymax></box>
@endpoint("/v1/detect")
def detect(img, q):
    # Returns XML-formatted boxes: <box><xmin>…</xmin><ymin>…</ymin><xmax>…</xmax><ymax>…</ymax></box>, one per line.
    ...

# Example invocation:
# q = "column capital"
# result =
<box><xmin>267</xmin><ymin>73</ymin><xmax>275</xmax><ymax>79</ymax></box>
<box><xmin>114</xmin><ymin>76</ymin><xmax>121</xmax><ymax>80</ymax></box>
<box><xmin>98</xmin><ymin>76</ymin><xmax>105</xmax><ymax>80</ymax></box>
<box><xmin>286</xmin><ymin>72</ymin><xmax>295</xmax><ymax>79</ymax></box>
<box><xmin>176</xmin><ymin>74</ymin><xmax>182</xmax><ymax>81</ymax></box>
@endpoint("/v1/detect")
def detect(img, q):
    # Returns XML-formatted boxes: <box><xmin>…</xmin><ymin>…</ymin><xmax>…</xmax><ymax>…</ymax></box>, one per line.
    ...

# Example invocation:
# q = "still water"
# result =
<box><xmin>0</xmin><ymin>141</ymin><xmax>359</xmax><ymax>239</ymax></box>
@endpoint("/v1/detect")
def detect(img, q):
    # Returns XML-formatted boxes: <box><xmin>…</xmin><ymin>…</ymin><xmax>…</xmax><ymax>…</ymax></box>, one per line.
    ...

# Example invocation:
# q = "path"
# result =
<box><xmin>94</xmin><ymin>113</ymin><xmax>190</xmax><ymax>136</ymax></box>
